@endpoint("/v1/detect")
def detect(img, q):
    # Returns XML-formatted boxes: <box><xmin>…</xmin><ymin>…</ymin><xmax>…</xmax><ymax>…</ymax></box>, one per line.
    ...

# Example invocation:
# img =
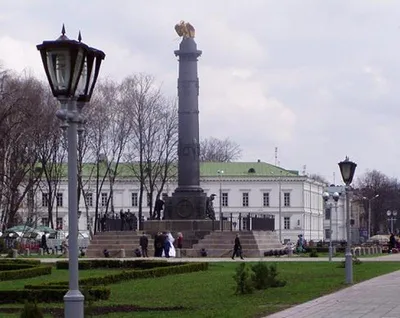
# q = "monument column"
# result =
<box><xmin>175</xmin><ymin>37</ymin><xmax>202</xmax><ymax>192</ymax></box>
<box><xmin>164</xmin><ymin>21</ymin><xmax>207</xmax><ymax>220</ymax></box>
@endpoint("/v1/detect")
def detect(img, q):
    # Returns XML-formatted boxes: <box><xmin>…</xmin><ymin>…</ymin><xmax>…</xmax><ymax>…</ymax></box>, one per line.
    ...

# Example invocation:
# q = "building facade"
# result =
<box><xmin>23</xmin><ymin>161</ymin><xmax>329</xmax><ymax>243</ymax></box>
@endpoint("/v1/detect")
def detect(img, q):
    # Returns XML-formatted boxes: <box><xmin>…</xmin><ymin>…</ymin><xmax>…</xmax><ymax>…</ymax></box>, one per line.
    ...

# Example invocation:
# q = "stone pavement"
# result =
<box><xmin>266</xmin><ymin>269</ymin><xmax>400</xmax><ymax>318</ymax></box>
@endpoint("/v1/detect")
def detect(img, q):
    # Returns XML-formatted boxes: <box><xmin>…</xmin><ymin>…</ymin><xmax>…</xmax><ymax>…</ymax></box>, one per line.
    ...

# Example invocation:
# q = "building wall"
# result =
<box><xmin>21</xmin><ymin>176</ymin><xmax>327</xmax><ymax>244</ymax></box>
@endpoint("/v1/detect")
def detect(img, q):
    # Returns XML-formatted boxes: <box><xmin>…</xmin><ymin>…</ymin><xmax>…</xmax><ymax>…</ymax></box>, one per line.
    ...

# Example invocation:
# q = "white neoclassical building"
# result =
<box><xmin>22</xmin><ymin>161</ymin><xmax>342</xmax><ymax>243</ymax></box>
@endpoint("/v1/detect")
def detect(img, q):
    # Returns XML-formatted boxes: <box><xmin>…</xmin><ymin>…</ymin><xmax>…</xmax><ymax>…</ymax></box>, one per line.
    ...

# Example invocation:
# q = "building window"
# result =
<box><xmin>242</xmin><ymin>192</ymin><xmax>249</xmax><ymax>207</ymax></box>
<box><xmin>325</xmin><ymin>207</ymin><xmax>331</xmax><ymax>220</ymax></box>
<box><xmin>325</xmin><ymin>229</ymin><xmax>331</xmax><ymax>240</ymax></box>
<box><xmin>56</xmin><ymin>217</ymin><xmax>63</xmax><ymax>230</ymax></box>
<box><xmin>101</xmin><ymin>193</ymin><xmax>108</xmax><ymax>207</ymax></box>
<box><xmin>131</xmin><ymin>193</ymin><xmax>138</xmax><ymax>207</ymax></box>
<box><xmin>42</xmin><ymin>193</ymin><xmax>48</xmax><ymax>207</ymax></box>
<box><xmin>284</xmin><ymin>217</ymin><xmax>290</xmax><ymax>230</ymax></box>
<box><xmin>42</xmin><ymin>218</ymin><xmax>49</xmax><ymax>226</ymax></box>
<box><xmin>284</xmin><ymin>192</ymin><xmax>291</xmax><ymax>207</ymax></box>
<box><xmin>85</xmin><ymin>193</ymin><xmax>93</xmax><ymax>207</ymax></box>
<box><xmin>263</xmin><ymin>193</ymin><xmax>270</xmax><ymax>207</ymax></box>
<box><xmin>56</xmin><ymin>193</ymin><xmax>63</xmax><ymax>207</ymax></box>
<box><xmin>222</xmin><ymin>193</ymin><xmax>228</xmax><ymax>207</ymax></box>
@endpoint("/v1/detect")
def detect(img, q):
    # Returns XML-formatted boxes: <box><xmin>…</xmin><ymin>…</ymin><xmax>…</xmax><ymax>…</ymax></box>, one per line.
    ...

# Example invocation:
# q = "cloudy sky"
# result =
<box><xmin>1</xmin><ymin>0</ymin><xmax>400</xmax><ymax>183</ymax></box>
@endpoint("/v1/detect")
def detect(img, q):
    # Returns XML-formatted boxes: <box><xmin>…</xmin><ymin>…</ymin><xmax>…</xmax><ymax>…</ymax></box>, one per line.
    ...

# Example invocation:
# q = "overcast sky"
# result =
<box><xmin>1</xmin><ymin>0</ymin><xmax>400</xmax><ymax>183</ymax></box>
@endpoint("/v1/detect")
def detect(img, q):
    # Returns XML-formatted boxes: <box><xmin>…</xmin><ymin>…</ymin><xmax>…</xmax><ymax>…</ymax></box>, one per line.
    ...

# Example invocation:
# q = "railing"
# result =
<box><xmin>95</xmin><ymin>212</ymin><xmax>275</xmax><ymax>232</ymax></box>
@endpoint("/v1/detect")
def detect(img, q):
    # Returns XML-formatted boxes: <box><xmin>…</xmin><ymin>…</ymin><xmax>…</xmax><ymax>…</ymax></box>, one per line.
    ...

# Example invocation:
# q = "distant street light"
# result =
<box><xmin>387</xmin><ymin>210</ymin><xmax>398</xmax><ymax>233</ymax></box>
<box><xmin>37</xmin><ymin>25</ymin><xmax>105</xmax><ymax>318</ymax></box>
<box><xmin>362</xmin><ymin>194</ymin><xmax>379</xmax><ymax>239</ymax></box>
<box><xmin>217</xmin><ymin>170</ymin><xmax>224</xmax><ymax>231</ymax></box>
<box><xmin>338</xmin><ymin>156</ymin><xmax>357</xmax><ymax>285</ymax></box>
<box><xmin>322</xmin><ymin>191</ymin><xmax>340</xmax><ymax>261</ymax></box>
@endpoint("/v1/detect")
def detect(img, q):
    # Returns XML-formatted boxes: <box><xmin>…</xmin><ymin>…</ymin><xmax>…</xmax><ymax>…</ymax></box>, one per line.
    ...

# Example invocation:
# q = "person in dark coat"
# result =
<box><xmin>139</xmin><ymin>232</ymin><xmax>148</xmax><ymax>257</ymax></box>
<box><xmin>41</xmin><ymin>232</ymin><xmax>50</xmax><ymax>254</ymax></box>
<box><xmin>163</xmin><ymin>232</ymin><xmax>170</xmax><ymax>258</ymax></box>
<box><xmin>389</xmin><ymin>233</ymin><xmax>396</xmax><ymax>253</ymax></box>
<box><xmin>154</xmin><ymin>232</ymin><xmax>164</xmax><ymax>257</ymax></box>
<box><xmin>232</xmin><ymin>233</ymin><xmax>244</xmax><ymax>260</ymax></box>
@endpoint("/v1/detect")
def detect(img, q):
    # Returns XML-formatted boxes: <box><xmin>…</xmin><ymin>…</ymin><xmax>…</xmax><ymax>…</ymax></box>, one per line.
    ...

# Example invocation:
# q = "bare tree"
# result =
<box><xmin>0</xmin><ymin>74</ymin><xmax>47</xmax><ymax>227</ymax></box>
<box><xmin>356</xmin><ymin>170</ymin><xmax>400</xmax><ymax>235</ymax></box>
<box><xmin>36</xmin><ymin>91</ymin><xmax>66</xmax><ymax>229</ymax></box>
<box><xmin>200</xmin><ymin>137</ymin><xmax>242</xmax><ymax>162</ymax></box>
<box><xmin>309</xmin><ymin>173</ymin><xmax>329</xmax><ymax>184</ymax></box>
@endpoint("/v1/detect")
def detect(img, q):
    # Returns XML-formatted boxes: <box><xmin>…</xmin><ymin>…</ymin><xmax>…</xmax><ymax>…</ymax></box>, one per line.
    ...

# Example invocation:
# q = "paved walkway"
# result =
<box><xmin>266</xmin><ymin>269</ymin><xmax>400</xmax><ymax>318</ymax></box>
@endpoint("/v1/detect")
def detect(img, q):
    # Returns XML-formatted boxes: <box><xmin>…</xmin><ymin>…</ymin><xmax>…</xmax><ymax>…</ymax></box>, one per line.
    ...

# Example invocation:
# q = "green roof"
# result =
<box><xmin>199</xmin><ymin>162</ymin><xmax>298</xmax><ymax>177</ymax></box>
<box><xmin>55</xmin><ymin>161</ymin><xmax>299</xmax><ymax>178</ymax></box>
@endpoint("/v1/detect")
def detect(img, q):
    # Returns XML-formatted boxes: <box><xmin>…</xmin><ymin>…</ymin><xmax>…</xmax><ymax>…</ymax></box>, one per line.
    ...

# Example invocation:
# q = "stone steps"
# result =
<box><xmin>86</xmin><ymin>231</ymin><xmax>152</xmax><ymax>258</ymax></box>
<box><xmin>187</xmin><ymin>231</ymin><xmax>284</xmax><ymax>257</ymax></box>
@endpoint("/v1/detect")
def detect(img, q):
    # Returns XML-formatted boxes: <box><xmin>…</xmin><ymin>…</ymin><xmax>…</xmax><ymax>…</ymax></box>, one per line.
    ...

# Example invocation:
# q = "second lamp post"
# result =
<box><xmin>338</xmin><ymin>156</ymin><xmax>357</xmax><ymax>285</ymax></box>
<box><xmin>322</xmin><ymin>191</ymin><xmax>340</xmax><ymax>261</ymax></box>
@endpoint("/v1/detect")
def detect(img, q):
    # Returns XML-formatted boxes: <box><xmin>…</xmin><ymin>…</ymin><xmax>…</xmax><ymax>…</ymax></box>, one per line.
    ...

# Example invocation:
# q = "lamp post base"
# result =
<box><xmin>64</xmin><ymin>289</ymin><xmax>84</xmax><ymax>318</ymax></box>
<box><xmin>328</xmin><ymin>244</ymin><xmax>333</xmax><ymax>262</ymax></box>
<box><xmin>345</xmin><ymin>251</ymin><xmax>353</xmax><ymax>284</ymax></box>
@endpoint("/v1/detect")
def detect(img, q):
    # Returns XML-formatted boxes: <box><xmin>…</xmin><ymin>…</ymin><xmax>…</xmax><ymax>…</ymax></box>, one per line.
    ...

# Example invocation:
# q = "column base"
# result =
<box><xmin>64</xmin><ymin>289</ymin><xmax>84</xmax><ymax>318</ymax></box>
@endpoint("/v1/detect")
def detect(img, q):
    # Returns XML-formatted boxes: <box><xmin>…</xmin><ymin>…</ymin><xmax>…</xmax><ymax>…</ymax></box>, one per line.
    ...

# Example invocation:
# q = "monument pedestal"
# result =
<box><xmin>164</xmin><ymin>191</ymin><xmax>207</xmax><ymax>220</ymax></box>
<box><xmin>143</xmin><ymin>219</ymin><xmax>216</xmax><ymax>233</ymax></box>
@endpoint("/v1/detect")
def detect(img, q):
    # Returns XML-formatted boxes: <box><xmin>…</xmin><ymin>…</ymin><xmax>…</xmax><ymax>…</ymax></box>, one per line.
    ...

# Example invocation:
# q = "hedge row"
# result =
<box><xmin>304</xmin><ymin>247</ymin><xmax>346</xmax><ymax>253</ymax></box>
<box><xmin>26</xmin><ymin>262</ymin><xmax>208</xmax><ymax>288</ymax></box>
<box><xmin>0</xmin><ymin>265</ymin><xmax>52</xmax><ymax>281</ymax></box>
<box><xmin>0</xmin><ymin>259</ymin><xmax>41</xmax><ymax>265</ymax></box>
<box><xmin>55</xmin><ymin>259</ymin><xmax>173</xmax><ymax>270</ymax></box>
<box><xmin>0</xmin><ymin>287</ymin><xmax>110</xmax><ymax>304</ymax></box>
<box><xmin>0</xmin><ymin>263</ymin><xmax>36</xmax><ymax>271</ymax></box>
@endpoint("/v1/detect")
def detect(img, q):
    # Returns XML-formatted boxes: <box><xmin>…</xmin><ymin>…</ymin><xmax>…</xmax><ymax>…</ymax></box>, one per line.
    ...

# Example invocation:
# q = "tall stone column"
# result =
<box><xmin>164</xmin><ymin>36</ymin><xmax>207</xmax><ymax>220</ymax></box>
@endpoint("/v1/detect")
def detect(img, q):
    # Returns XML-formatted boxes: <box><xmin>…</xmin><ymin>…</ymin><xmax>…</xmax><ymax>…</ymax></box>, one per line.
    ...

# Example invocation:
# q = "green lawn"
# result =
<box><xmin>1</xmin><ymin>262</ymin><xmax>400</xmax><ymax>317</ymax></box>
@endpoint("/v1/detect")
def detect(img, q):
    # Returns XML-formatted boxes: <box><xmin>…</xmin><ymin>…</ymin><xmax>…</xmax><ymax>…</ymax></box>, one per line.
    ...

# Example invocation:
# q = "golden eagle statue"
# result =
<box><xmin>174</xmin><ymin>20</ymin><xmax>195</xmax><ymax>38</ymax></box>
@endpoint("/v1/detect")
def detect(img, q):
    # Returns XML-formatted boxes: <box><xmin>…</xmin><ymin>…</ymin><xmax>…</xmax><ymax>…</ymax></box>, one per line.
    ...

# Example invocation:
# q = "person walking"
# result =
<box><xmin>139</xmin><ymin>232</ymin><xmax>149</xmax><ymax>257</ymax></box>
<box><xmin>41</xmin><ymin>232</ymin><xmax>50</xmax><ymax>254</ymax></box>
<box><xmin>389</xmin><ymin>233</ymin><xmax>396</xmax><ymax>253</ymax></box>
<box><xmin>176</xmin><ymin>232</ymin><xmax>183</xmax><ymax>258</ymax></box>
<box><xmin>232</xmin><ymin>233</ymin><xmax>244</xmax><ymax>260</ymax></box>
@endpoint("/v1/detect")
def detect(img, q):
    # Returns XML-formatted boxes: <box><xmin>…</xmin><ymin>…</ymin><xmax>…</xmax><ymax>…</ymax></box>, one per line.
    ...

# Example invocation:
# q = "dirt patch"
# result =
<box><xmin>0</xmin><ymin>305</ymin><xmax>186</xmax><ymax>316</ymax></box>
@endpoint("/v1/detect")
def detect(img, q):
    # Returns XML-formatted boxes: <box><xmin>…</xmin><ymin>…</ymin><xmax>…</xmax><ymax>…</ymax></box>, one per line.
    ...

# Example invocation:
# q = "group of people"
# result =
<box><xmin>139</xmin><ymin>231</ymin><xmax>183</xmax><ymax>258</ymax></box>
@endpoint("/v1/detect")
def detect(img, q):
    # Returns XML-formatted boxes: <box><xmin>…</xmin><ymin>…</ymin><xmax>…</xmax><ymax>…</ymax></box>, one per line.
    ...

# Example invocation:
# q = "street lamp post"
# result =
<box><xmin>37</xmin><ymin>25</ymin><xmax>105</xmax><ymax>318</ymax></box>
<box><xmin>363</xmin><ymin>194</ymin><xmax>379</xmax><ymax>240</ymax></box>
<box><xmin>217</xmin><ymin>170</ymin><xmax>224</xmax><ymax>231</ymax></box>
<box><xmin>338</xmin><ymin>156</ymin><xmax>357</xmax><ymax>285</ymax></box>
<box><xmin>322</xmin><ymin>192</ymin><xmax>340</xmax><ymax>261</ymax></box>
<box><xmin>387</xmin><ymin>210</ymin><xmax>398</xmax><ymax>233</ymax></box>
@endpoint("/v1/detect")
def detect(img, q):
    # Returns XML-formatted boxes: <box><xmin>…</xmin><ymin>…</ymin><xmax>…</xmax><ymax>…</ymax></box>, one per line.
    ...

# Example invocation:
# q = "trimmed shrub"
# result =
<box><xmin>0</xmin><ymin>259</ymin><xmax>41</xmax><ymax>265</ymax></box>
<box><xmin>19</xmin><ymin>301</ymin><xmax>44</xmax><ymax>318</ymax></box>
<box><xmin>309</xmin><ymin>249</ymin><xmax>318</xmax><ymax>257</ymax></box>
<box><xmin>55</xmin><ymin>259</ymin><xmax>172</xmax><ymax>270</ymax></box>
<box><xmin>0</xmin><ymin>287</ymin><xmax>110</xmax><ymax>304</ymax></box>
<box><xmin>0</xmin><ymin>263</ymin><xmax>35</xmax><ymax>271</ymax></box>
<box><xmin>233</xmin><ymin>263</ymin><xmax>254</xmax><ymax>295</ymax></box>
<box><xmin>0</xmin><ymin>265</ymin><xmax>51</xmax><ymax>281</ymax></box>
<box><xmin>252</xmin><ymin>263</ymin><xmax>286</xmax><ymax>289</ymax></box>
<box><xmin>27</xmin><ymin>262</ymin><xmax>208</xmax><ymax>289</ymax></box>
